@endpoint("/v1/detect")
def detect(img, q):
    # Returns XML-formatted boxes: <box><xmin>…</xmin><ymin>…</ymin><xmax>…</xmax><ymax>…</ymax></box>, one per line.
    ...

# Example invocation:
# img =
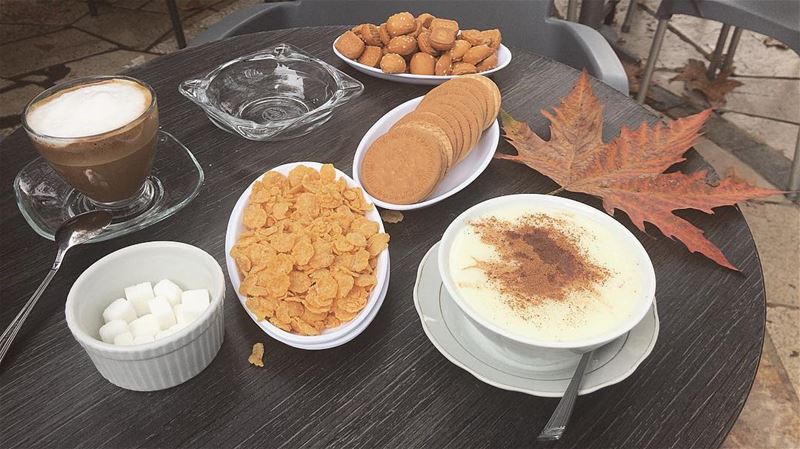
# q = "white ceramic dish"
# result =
<box><xmin>415</xmin><ymin>242</ymin><xmax>659</xmax><ymax>397</ymax></box>
<box><xmin>353</xmin><ymin>96</ymin><xmax>499</xmax><ymax>211</ymax></box>
<box><xmin>437</xmin><ymin>194</ymin><xmax>657</xmax><ymax>363</ymax></box>
<box><xmin>65</xmin><ymin>241</ymin><xmax>226</xmax><ymax>392</ymax></box>
<box><xmin>224</xmin><ymin>161</ymin><xmax>390</xmax><ymax>350</ymax></box>
<box><xmin>333</xmin><ymin>38</ymin><xmax>512</xmax><ymax>85</ymax></box>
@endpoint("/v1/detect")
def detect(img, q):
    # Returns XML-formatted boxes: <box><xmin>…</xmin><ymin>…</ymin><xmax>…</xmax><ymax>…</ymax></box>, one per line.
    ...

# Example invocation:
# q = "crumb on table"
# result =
<box><xmin>248</xmin><ymin>342</ymin><xmax>264</xmax><ymax>367</ymax></box>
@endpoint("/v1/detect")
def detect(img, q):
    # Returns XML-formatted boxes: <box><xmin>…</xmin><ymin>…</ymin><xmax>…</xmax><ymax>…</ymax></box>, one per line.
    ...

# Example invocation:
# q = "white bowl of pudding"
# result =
<box><xmin>438</xmin><ymin>195</ymin><xmax>655</xmax><ymax>369</ymax></box>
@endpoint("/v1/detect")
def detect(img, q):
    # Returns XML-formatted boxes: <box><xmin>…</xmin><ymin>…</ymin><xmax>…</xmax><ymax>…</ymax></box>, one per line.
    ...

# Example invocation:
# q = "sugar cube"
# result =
<box><xmin>113</xmin><ymin>331</ymin><xmax>135</xmax><ymax>346</ymax></box>
<box><xmin>125</xmin><ymin>282</ymin><xmax>154</xmax><ymax>316</ymax></box>
<box><xmin>181</xmin><ymin>289</ymin><xmax>209</xmax><ymax>322</ymax></box>
<box><xmin>102</xmin><ymin>298</ymin><xmax>137</xmax><ymax>323</ymax></box>
<box><xmin>128</xmin><ymin>314</ymin><xmax>161</xmax><ymax>338</ymax></box>
<box><xmin>173</xmin><ymin>304</ymin><xmax>187</xmax><ymax>324</ymax></box>
<box><xmin>153</xmin><ymin>279</ymin><xmax>182</xmax><ymax>306</ymax></box>
<box><xmin>99</xmin><ymin>320</ymin><xmax>129</xmax><ymax>343</ymax></box>
<box><xmin>148</xmin><ymin>297</ymin><xmax>176</xmax><ymax>329</ymax></box>
<box><xmin>133</xmin><ymin>334</ymin><xmax>155</xmax><ymax>345</ymax></box>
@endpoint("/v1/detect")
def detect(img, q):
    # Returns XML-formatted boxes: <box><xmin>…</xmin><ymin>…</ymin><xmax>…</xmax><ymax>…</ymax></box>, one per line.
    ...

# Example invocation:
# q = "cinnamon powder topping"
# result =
<box><xmin>468</xmin><ymin>214</ymin><xmax>609</xmax><ymax>312</ymax></box>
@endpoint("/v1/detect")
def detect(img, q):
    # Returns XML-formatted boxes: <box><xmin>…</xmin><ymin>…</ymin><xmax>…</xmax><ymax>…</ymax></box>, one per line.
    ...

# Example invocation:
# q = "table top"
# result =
<box><xmin>0</xmin><ymin>26</ymin><xmax>765</xmax><ymax>449</ymax></box>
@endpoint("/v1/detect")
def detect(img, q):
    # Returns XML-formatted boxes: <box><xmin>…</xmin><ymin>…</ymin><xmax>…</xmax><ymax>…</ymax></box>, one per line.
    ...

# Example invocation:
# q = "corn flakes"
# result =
<box><xmin>233</xmin><ymin>164</ymin><xmax>390</xmax><ymax>336</ymax></box>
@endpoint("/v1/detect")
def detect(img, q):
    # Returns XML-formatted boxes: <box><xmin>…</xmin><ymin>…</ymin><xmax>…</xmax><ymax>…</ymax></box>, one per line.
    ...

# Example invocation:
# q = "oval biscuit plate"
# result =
<box><xmin>333</xmin><ymin>39</ymin><xmax>512</xmax><ymax>86</ymax></box>
<box><xmin>353</xmin><ymin>96</ymin><xmax>499</xmax><ymax>211</ymax></box>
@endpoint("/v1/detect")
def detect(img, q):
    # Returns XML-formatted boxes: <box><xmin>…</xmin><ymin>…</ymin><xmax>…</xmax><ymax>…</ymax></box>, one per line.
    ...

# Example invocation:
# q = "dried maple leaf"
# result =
<box><xmin>497</xmin><ymin>71</ymin><xmax>780</xmax><ymax>270</ymax></box>
<box><xmin>671</xmin><ymin>58</ymin><xmax>743</xmax><ymax>107</ymax></box>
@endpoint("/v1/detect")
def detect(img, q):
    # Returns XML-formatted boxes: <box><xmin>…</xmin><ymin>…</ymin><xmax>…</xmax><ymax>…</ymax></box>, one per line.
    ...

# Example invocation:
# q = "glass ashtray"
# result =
<box><xmin>179</xmin><ymin>43</ymin><xmax>364</xmax><ymax>141</ymax></box>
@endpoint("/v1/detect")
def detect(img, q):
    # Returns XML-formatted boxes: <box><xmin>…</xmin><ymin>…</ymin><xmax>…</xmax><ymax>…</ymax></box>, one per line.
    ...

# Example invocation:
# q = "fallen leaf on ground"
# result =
<box><xmin>379</xmin><ymin>209</ymin><xmax>404</xmax><ymax>223</ymax></box>
<box><xmin>497</xmin><ymin>71</ymin><xmax>780</xmax><ymax>270</ymax></box>
<box><xmin>763</xmin><ymin>37</ymin><xmax>789</xmax><ymax>50</ymax></box>
<box><xmin>671</xmin><ymin>59</ymin><xmax>743</xmax><ymax>107</ymax></box>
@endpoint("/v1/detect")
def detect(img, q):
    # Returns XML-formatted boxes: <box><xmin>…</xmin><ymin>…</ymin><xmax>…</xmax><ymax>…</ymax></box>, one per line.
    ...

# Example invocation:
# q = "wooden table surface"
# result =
<box><xmin>0</xmin><ymin>27</ymin><xmax>765</xmax><ymax>449</ymax></box>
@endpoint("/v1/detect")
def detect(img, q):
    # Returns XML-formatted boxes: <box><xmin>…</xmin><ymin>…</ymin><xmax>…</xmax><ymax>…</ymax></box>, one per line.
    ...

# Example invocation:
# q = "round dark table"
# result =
<box><xmin>0</xmin><ymin>27</ymin><xmax>765</xmax><ymax>449</ymax></box>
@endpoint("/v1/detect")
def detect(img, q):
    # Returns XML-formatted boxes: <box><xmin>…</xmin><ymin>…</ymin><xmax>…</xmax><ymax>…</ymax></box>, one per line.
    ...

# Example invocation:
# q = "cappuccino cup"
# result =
<box><xmin>22</xmin><ymin>76</ymin><xmax>159</xmax><ymax>206</ymax></box>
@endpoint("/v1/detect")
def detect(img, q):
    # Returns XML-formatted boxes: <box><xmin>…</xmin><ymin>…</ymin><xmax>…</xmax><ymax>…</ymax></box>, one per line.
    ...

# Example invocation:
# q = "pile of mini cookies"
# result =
<box><xmin>360</xmin><ymin>75</ymin><xmax>501</xmax><ymax>205</ymax></box>
<box><xmin>335</xmin><ymin>12</ymin><xmax>502</xmax><ymax>75</ymax></box>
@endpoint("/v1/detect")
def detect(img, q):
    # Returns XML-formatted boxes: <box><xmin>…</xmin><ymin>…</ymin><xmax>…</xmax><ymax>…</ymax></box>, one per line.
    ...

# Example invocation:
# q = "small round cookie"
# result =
<box><xmin>409</xmin><ymin>52</ymin><xmax>436</xmax><ymax>75</ymax></box>
<box><xmin>386</xmin><ymin>12</ymin><xmax>416</xmax><ymax>36</ymax></box>
<box><xmin>335</xmin><ymin>31</ymin><xmax>365</xmax><ymax>59</ymax></box>
<box><xmin>387</xmin><ymin>35</ymin><xmax>418</xmax><ymax>56</ymax></box>
<box><xmin>416</xmin><ymin>13</ymin><xmax>435</xmax><ymax>28</ymax></box>
<box><xmin>434</xmin><ymin>53</ymin><xmax>452</xmax><ymax>76</ymax></box>
<box><xmin>417</xmin><ymin>31</ymin><xmax>440</xmax><ymax>56</ymax></box>
<box><xmin>430</xmin><ymin>18</ymin><xmax>459</xmax><ymax>33</ymax></box>
<box><xmin>417</xmin><ymin>102</ymin><xmax>470</xmax><ymax>162</ymax></box>
<box><xmin>482</xmin><ymin>29</ymin><xmax>502</xmax><ymax>50</ymax></box>
<box><xmin>355</xmin><ymin>23</ymin><xmax>382</xmax><ymax>46</ymax></box>
<box><xmin>451</xmin><ymin>62</ymin><xmax>478</xmax><ymax>75</ymax></box>
<box><xmin>360</xmin><ymin>128</ymin><xmax>446</xmax><ymax>204</ymax></box>
<box><xmin>460</xmin><ymin>29</ymin><xmax>490</xmax><ymax>46</ymax></box>
<box><xmin>379</xmin><ymin>23</ymin><xmax>391</xmax><ymax>45</ymax></box>
<box><xmin>477</xmin><ymin>52</ymin><xmax>498</xmax><ymax>72</ymax></box>
<box><xmin>380</xmin><ymin>53</ymin><xmax>407</xmax><ymax>74</ymax></box>
<box><xmin>422</xmin><ymin>79</ymin><xmax>489</xmax><ymax>130</ymax></box>
<box><xmin>429</xmin><ymin>26</ymin><xmax>456</xmax><ymax>51</ymax></box>
<box><xmin>394</xmin><ymin>120</ymin><xmax>455</xmax><ymax>170</ymax></box>
<box><xmin>462</xmin><ymin>74</ymin><xmax>502</xmax><ymax>124</ymax></box>
<box><xmin>358</xmin><ymin>46</ymin><xmax>383</xmax><ymax>68</ymax></box>
<box><xmin>462</xmin><ymin>45</ymin><xmax>494</xmax><ymax>65</ymax></box>
<box><xmin>396</xmin><ymin>110</ymin><xmax>461</xmax><ymax>164</ymax></box>
<box><xmin>450</xmin><ymin>40</ymin><xmax>471</xmax><ymax>61</ymax></box>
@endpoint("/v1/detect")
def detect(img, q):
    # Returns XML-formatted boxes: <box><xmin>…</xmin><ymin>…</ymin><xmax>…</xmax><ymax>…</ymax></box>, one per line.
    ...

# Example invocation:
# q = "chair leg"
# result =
<box><xmin>707</xmin><ymin>24</ymin><xmax>731</xmax><ymax>79</ymax></box>
<box><xmin>87</xmin><ymin>0</ymin><xmax>98</xmax><ymax>16</ymax></box>
<box><xmin>788</xmin><ymin>129</ymin><xmax>800</xmax><ymax>200</ymax></box>
<box><xmin>166</xmin><ymin>0</ymin><xmax>187</xmax><ymax>49</ymax></box>
<box><xmin>721</xmin><ymin>27</ymin><xmax>743</xmax><ymax>75</ymax></box>
<box><xmin>621</xmin><ymin>0</ymin><xmax>637</xmax><ymax>33</ymax></box>
<box><xmin>567</xmin><ymin>0</ymin><xmax>579</xmax><ymax>22</ymax></box>
<box><xmin>636</xmin><ymin>18</ymin><xmax>668</xmax><ymax>103</ymax></box>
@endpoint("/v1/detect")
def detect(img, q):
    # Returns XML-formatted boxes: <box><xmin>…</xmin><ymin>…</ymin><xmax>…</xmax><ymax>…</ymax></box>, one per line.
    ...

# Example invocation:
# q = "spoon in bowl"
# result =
<box><xmin>537</xmin><ymin>350</ymin><xmax>594</xmax><ymax>441</ymax></box>
<box><xmin>0</xmin><ymin>210</ymin><xmax>113</xmax><ymax>366</ymax></box>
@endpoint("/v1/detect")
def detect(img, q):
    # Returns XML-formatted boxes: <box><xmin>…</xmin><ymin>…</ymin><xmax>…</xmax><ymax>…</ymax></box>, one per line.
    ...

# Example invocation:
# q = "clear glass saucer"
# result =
<box><xmin>14</xmin><ymin>130</ymin><xmax>204</xmax><ymax>242</ymax></box>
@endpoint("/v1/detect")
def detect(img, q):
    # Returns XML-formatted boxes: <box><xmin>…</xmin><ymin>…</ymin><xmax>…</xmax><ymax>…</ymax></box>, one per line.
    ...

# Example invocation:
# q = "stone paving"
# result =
<box><xmin>1</xmin><ymin>1</ymin><xmax>799</xmax><ymax>447</ymax></box>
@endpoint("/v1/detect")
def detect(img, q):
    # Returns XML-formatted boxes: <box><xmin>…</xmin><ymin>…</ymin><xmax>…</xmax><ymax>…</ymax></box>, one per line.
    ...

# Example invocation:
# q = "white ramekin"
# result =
<box><xmin>438</xmin><ymin>194</ymin><xmax>656</xmax><ymax>367</ymax></box>
<box><xmin>65</xmin><ymin>241</ymin><xmax>225</xmax><ymax>391</ymax></box>
<box><xmin>224</xmin><ymin>162</ymin><xmax>390</xmax><ymax>350</ymax></box>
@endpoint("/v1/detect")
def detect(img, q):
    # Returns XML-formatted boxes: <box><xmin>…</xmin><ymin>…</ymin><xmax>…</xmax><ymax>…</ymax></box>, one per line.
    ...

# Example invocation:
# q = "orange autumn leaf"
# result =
<box><xmin>496</xmin><ymin>71</ymin><xmax>780</xmax><ymax>270</ymax></box>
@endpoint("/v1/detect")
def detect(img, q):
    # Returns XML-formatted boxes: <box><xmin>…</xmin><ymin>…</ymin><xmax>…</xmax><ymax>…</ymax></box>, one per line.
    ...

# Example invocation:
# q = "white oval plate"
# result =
<box><xmin>224</xmin><ymin>161</ymin><xmax>390</xmax><ymax>350</ymax></box>
<box><xmin>414</xmin><ymin>242</ymin><xmax>659</xmax><ymax>397</ymax></box>
<box><xmin>333</xmin><ymin>39</ymin><xmax>512</xmax><ymax>86</ymax></box>
<box><xmin>353</xmin><ymin>96</ymin><xmax>499</xmax><ymax>211</ymax></box>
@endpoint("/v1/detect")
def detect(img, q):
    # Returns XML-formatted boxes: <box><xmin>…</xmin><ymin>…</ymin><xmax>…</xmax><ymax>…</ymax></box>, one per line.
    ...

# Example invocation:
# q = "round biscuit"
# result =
<box><xmin>395</xmin><ymin>110</ymin><xmax>460</xmax><ymax>166</ymax></box>
<box><xmin>394</xmin><ymin>120</ymin><xmax>454</xmax><ymax>170</ymax></box>
<box><xmin>360</xmin><ymin>128</ymin><xmax>445</xmax><ymax>204</ymax></box>
<box><xmin>416</xmin><ymin>101</ymin><xmax>471</xmax><ymax>162</ymax></box>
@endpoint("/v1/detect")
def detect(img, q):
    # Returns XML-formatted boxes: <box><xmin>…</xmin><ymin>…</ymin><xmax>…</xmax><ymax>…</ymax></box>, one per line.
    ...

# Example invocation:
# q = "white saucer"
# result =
<box><xmin>414</xmin><ymin>242</ymin><xmax>659</xmax><ymax>397</ymax></box>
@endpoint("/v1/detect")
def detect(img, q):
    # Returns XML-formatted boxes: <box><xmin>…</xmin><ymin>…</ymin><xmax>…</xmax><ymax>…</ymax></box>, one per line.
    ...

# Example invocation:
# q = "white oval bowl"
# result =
<box><xmin>437</xmin><ymin>194</ymin><xmax>657</xmax><ymax>353</ymax></box>
<box><xmin>224</xmin><ymin>162</ymin><xmax>390</xmax><ymax>349</ymax></box>
<box><xmin>65</xmin><ymin>241</ymin><xmax>226</xmax><ymax>391</ymax></box>
<box><xmin>333</xmin><ymin>39</ymin><xmax>512</xmax><ymax>85</ymax></box>
<box><xmin>353</xmin><ymin>96</ymin><xmax>499</xmax><ymax>211</ymax></box>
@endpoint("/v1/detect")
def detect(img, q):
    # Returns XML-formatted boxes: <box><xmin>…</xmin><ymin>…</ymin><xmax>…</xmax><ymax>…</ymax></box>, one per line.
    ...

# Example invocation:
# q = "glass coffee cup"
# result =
<box><xmin>22</xmin><ymin>76</ymin><xmax>159</xmax><ymax>216</ymax></box>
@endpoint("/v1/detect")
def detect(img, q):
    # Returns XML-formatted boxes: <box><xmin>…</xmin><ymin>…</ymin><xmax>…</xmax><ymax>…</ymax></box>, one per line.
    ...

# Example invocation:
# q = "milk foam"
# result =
<box><xmin>449</xmin><ymin>206</ymin><xmax>647</xmax><ymax>343</ymax></box>
<box><xmin>26</xmin><ymin>79</ymin><xmax>150</xmax><ymax>138</ymax></box>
